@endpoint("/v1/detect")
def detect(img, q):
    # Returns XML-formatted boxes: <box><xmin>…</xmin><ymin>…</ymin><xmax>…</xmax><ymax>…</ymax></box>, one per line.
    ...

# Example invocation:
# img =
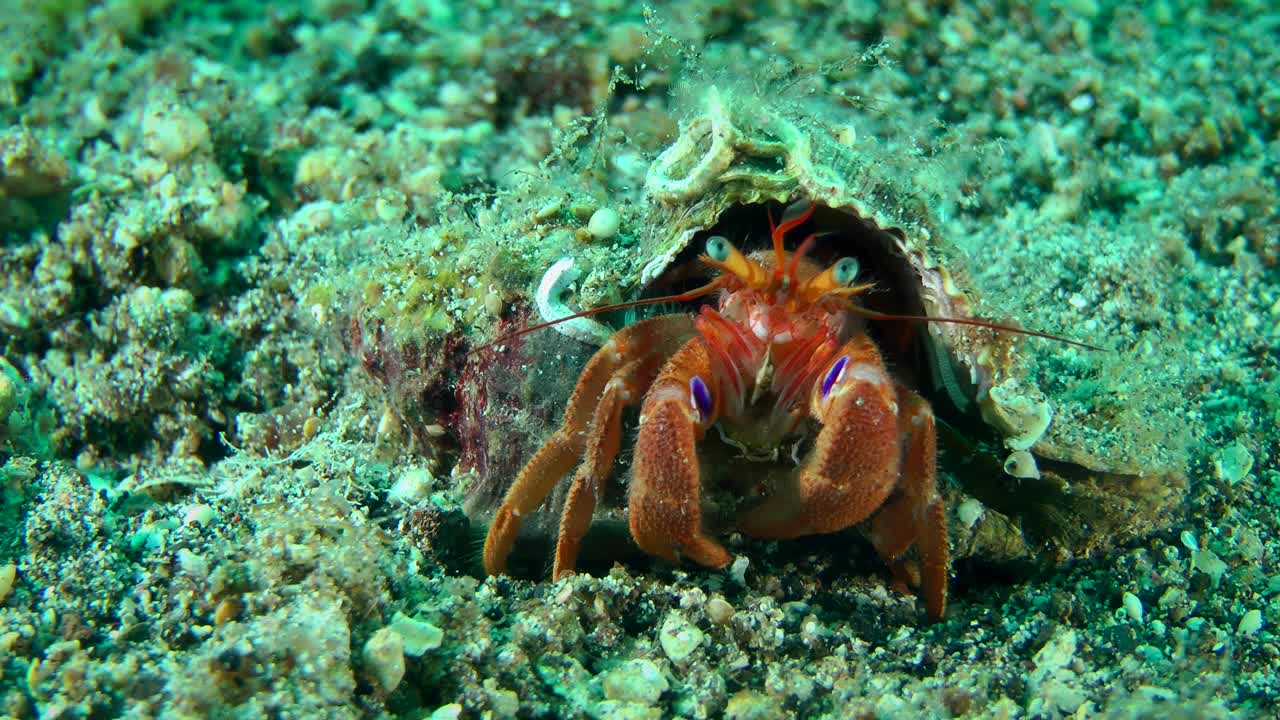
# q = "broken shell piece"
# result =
<box><xmin>535</xmin><ymin>257</ymin><xmax>613</xmax><ymax>346</ymax></box>
<box><xmin>981</xmin><ymin>378</ymin><xmax>1053</xmax><ymax>450</ymax></box>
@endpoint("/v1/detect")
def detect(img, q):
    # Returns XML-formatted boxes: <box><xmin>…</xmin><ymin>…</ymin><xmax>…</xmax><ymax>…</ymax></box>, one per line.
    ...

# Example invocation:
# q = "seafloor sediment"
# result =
<box><xmin>0</xmin><ymin>1</ymin><xmax>1277</xmax><ymax>718</ymax></box>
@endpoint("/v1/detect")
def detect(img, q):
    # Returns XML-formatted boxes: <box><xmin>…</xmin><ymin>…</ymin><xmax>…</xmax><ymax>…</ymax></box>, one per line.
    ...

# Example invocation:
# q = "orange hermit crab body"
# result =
<box><xmin>483</xmin><ymin>204</ymin><xmax>950</xmax><ymax>621</ymax></box>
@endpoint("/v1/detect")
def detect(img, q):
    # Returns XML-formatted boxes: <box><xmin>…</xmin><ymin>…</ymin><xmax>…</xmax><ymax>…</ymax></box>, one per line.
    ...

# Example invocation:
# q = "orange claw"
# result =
<box><xmin>735</xmin><ymin>334</ymin><xmax>949</xmax><ymax>622</ymax></box>
<box><xmin>736</xmin><ymin>335</ymin><xmax>899</xmax><ymax>538</ymax></box>
<box><xmin>628</xmin><ymin>337</ymin><xmax>732</xmax><ymax>570</ymax></box>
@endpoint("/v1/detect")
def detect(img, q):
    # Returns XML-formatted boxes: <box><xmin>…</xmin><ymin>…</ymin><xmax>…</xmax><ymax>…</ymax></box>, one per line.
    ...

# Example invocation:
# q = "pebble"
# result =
<box><xmin>1238</xmin><ymin>609</ymin><xmax>1263</xmax><ymax>636</ymax></box>
<box><xmin>602</xmin><ymin>658</ymin><xmax>668</xmax><ymax>704</ymax></box>
<box><xmin>182</xmin><ymin>503</ymin><xmax>214</xmax><ymax>527</ymax></box>
<box><xmin>659</xmin><ymin>612</ymin><xmax>704</xmax><ymax>662</ymax></box>
<box><xmin>388</xmin><ymin>467</ymin><xmax>435</xmax><ymax>506</ymax></box>
<box><xmin>363</xmin><ymin>626</ymin><xmax>406</xmax><ymax>692</ymax></box>
<box><xmin>956</xmin><ymin>497</ymin><xmax>985</xmax><ymax>529</ymax></box>
<box><xmin>1122</xmin><ymin>592</ymin><xmax>1144</xmax><ymax>623</ymax></box>
<box><xmin>1003</xmin><ymin>450</ymin><xmax>1041</xmax><ymax>479</ymax></box>
<box><xmin>390</xmin><ymin>611</ymin><xmax>444</xmax><ymax>655</ymax></box>
<box><xmin>141</xmin><ymin>101</ymin><xmax>210</xmax><ymax>162</ymax></box>
<box><xmin>0</xmin><ymin>374</ymin><xmax>14</xmax><ymax>420</ymax></box>
<box><xmin>706</xmin><ymin>596</ymin><xmax>734</xmax><ymax>624</ymax></box>
<box><xmin>587</xmin><ymin>207</ymin><xmax>620</xmax><ymax>240</ymax></box>
<box><xmin>1213</xmin><ymin>444</ymin><xmax>1253</xmax><ymax>484</ymax></box>
<box><xmin>1194</xmin><ymin>548</ymin><xmax>1229</xmax><ymax>587</ymax></box>
<box><xmin>533</xmin><ymin>198</ymin><xmax>562</xmax><ymax>221</ymax></box>
<box><xmin>428</xmin><ymin>704</ymin><xmax>463</xmax><ymax>720</ymax></box>
<box><xmin>0</xmin><ymin>563</ymin><xmax>14</xmax><ymax>604</ymax></box>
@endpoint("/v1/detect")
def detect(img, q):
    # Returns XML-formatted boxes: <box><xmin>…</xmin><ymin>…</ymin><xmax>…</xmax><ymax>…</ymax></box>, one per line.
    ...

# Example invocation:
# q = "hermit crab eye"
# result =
<box><xmin>705</xmin><ymin>236</ymin><xmax>732</xmax><ymax>262</ymax></box>
<box><xmin>833</xmin><ymin>257</ymin><xmax>860</xmax><ymax>286</ymax></box>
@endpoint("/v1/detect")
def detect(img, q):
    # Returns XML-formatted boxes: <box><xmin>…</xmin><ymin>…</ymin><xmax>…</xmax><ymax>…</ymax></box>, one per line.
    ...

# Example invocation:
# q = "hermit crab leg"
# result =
<box><xmin>865</xmin><ymin>386</ymin><xmax>948</xmax><ymax>622</ymax></box>
<box><xmin>629</xmin><ymin>337</ymin><xmax>733</xmax><ymax>570</ymax></box>
<box><xmin>549</xmin><ymin>356</ymin><xmax>643</xmax><ymax>577</ymax></box>
<box><xmin>482</xmin><ymin>315</ymin><xmax>695</xmax><ymax>577</ymax></box>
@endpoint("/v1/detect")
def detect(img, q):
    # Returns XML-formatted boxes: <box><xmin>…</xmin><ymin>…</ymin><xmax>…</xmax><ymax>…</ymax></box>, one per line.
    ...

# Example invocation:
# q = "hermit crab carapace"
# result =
<box><xmin>480</xmin><ymin>201</ymin><xmax>1097</xmax><ymax>622</ymax></box>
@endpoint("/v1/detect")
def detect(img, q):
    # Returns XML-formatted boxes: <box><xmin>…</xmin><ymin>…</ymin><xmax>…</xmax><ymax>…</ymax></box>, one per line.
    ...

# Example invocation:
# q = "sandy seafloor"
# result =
<box><xmin>1</xmin><ymin>1</ymin><xmax>1278</xmax><ymax>718</ymax></box>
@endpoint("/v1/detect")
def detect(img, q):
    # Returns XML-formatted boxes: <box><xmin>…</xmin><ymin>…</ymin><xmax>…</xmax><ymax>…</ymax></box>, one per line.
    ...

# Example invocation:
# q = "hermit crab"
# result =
<box><xmin>476</xmin><ymin>89</ymin><xmax>1184</xmax><ymax>621</ymax></box>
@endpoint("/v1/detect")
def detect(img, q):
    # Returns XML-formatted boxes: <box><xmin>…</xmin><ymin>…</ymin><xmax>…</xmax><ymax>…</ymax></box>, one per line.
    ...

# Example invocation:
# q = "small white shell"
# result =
<box><xmin>1003</xmin><ymin>450</ymin><xmax>1041</xmax><ymax>480</ymax></box>
<box><xmin>535</xmin><ymin>257</ymin><xmax>613</xmax><ymax>346</ymax></box>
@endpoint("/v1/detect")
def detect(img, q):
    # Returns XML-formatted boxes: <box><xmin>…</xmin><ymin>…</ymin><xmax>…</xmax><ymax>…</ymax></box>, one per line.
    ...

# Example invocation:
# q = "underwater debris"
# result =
<box><xmin>533</xmin><ymin>256</ymin><xmax>613</xmax><ymax>346</ymax></box>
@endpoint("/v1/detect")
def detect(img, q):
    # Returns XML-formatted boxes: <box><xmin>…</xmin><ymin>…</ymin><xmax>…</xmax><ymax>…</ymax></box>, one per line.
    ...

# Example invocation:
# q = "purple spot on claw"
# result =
<box><xmin>821</xmin><ymin>355</ymin><xmax>850</xmax><ymax>398</ymax></box>
<box><xmin>690</xmin><ymin>376</ymin><xmax>713</xmax><ymax>419</ymax></box>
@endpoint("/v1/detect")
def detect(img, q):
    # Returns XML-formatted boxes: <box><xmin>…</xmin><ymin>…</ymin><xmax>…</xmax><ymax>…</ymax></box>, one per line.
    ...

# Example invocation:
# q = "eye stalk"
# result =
<box><xmin>700</xmin><ymin>235</ymin><xmax>769</xmax><ymax>288</ymax></box>
<box><xmin>796</xmin><ymin>255</ymin><xmax>875</xmax><ymax>304</ymax></box>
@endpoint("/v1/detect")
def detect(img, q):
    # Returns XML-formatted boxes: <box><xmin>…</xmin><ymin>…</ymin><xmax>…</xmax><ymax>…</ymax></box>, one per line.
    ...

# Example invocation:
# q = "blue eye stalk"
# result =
<box><xmin>821</xmin><ymin>355</ymin><xmax>850</xmax><ymax>399</ymax></box>
<box><xmin>689</xmin><ymin>375</ymin><xmax>713</xmax><ymax>422</ymax></box>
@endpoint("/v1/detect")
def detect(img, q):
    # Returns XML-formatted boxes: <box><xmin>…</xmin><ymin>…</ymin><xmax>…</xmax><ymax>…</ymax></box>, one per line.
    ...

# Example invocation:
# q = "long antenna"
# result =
<box><xmin>848</xmin><ymin>305</ymin><xmax>1104</xmax><ymax>351</ymax></box>
<box><xmin>469</xmin><ymin>278</ymin><xmax>725</xmax><ymax>355</ymax></box>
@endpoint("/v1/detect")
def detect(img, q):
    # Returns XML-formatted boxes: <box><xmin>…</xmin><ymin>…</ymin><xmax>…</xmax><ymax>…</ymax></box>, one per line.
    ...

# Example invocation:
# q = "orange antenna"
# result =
<box><xmin>768</xmin><ymin>203</ymin><xmax>816</xmax><ymax>291</ymax></box>
<box><xmin>785</xmin><ymin>231</ymin><xmax>839</xmax><ymax>292</ymax></box>
<box><xmin>470</xmin><ymin>278</ymin><xmax>726</xmax><ymax>355</ymax></box>
<box><xmin>848</xmin><ymin>305</ymin><xmax>1103</xmax><ymax>351</ymax></box>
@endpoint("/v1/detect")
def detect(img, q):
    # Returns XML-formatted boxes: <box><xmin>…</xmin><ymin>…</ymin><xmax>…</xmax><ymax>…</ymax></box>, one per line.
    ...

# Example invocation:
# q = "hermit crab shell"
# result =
<box><xmin>627</xmin><ymin>89</ymin><xmax>1184</xmax><ymax>565</ymax></box>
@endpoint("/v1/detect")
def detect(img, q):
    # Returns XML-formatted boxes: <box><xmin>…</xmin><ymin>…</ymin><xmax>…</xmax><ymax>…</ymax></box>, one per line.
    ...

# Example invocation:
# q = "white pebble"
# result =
<box><xmin>388</xmin><ymin>467</ymin><xmax>434</xmax><ymax>506</ymax></box>
<box><xmin>1237</xmin><ymin>609</ymin><xmax>1263</xmax><ymax>636</ymax></box>
<box><xmin>659</xmin><ymin>612</ymin><xmax>704</xmax><ymax>662</ymax></box>
<box><xmin>533</xmin><ymin>198</ymin><xmax>562</xmax><ymax>221</ymax></box>
<box><xmin>706</xmin><ymin>596</ymin><xmax>734</xmax><ymax>624</ymax></box>
<box><xmin>1194</xmin><ymin>548</ymin><xmax>1228</xmax><ymax>587</ymax></box>
<box><xmin>141</xmin><ymin>101</ymin><xmax>210</xmax><ymax>162</ymax></box>
<box><xmin>1213</xmin><ymin>444</ymin><xmax>1253</xmax><ymax>484</ymax></box>
<box><xmin>586</xmin><ymin>207</ymin><xmax>620</xmax><ymax>240</ymax></box>
<box><xmin>0</xmin><ymin>563</ymin><xmax>14</xmax><ymax>605</ymax></box>
<box><xmin>602</xmin><ymin>658</ymin><xmax>669</xmax><ymax>704</ymax></box>
<box><xmin>956</xmin><ymin>497</ymin><xmax>985</xmax><ymax>529</ymax></box>
<box><xmin>729</xmin><ymin>555</ymin><xmax>749</xmax><ymax>585</ymax></box>
<box><xmin>176</xmin><ymin>549</ymin><xmax>209</xmax><ymax>581</ymax></box>
<box><xmin>183</xmin><ymin>503</ymin><xmax>215</xmax><ymax>527</ymax></box>
<box><xmin>428</xmin><ymin>704</ymin><xmax>463</xmax><ymax>720</ymax></box>
<box><xmin>1121</xmin><ymin>591</ymin><xmax>1144</xmax><ymax>623</ymax></box>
